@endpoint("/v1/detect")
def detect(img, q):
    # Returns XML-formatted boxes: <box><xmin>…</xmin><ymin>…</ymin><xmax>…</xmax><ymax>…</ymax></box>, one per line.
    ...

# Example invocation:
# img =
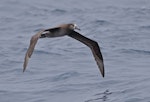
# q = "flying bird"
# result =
<box><xmin>23</xmin><ymin>23</ymin><xmax>105</xmax><ymax>77</ymax></box>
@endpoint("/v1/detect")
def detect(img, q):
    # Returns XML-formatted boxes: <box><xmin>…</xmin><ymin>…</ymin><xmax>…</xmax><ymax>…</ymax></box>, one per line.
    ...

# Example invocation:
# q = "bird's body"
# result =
<box><xmin>41</xmin><ymin>24</ymin><xmax>79</xmax><ymax>38</ymax></box>
<box><xmin>23</xmin><ymin>23</ymin><xmax>105</xmax><ymax>77</ymax></box>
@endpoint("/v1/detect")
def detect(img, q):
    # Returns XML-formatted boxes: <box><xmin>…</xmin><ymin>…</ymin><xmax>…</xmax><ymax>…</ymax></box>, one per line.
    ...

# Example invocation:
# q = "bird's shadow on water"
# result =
<box><xmin>85</xmin><ymin>90</ymin><xmax>112</xmax><ymax>102</ymax></box>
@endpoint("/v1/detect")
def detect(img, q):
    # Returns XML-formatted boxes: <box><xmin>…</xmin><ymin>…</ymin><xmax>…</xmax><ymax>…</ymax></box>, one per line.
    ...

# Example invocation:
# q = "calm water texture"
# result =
<box><xmin>0</xmin><ymin>0</ymin><xmax>150</xmax><ymax>102</ymax></box>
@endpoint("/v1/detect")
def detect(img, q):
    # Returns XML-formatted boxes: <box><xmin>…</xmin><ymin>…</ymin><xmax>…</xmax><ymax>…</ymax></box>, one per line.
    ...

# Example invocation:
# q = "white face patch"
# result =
<box><xmin>74</xmin><ymin>24</ymin><xmax>77</xmax><ymax>29</ymax></box>
<box><xmin>73</xmin><ymin>23</ymin><xmax>80</xmax><ymax>30</ymax></box>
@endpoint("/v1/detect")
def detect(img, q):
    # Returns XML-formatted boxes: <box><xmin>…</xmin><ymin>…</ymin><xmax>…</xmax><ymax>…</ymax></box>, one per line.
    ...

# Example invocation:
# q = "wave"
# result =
<box><xmin>52</xmin><ymin>71</ymin><xmax>79</xmax><ymax>82</ymax></box>
<box><xmin>139</xmin><ymin>25</ymin><xmax>150</xmax><ymax>30</ymax></box>
<box><xmin>93</xmin><ymin>20</ymin><xmax>112</xmax><ymax>26</ymax></box>
<box><xmin>120</xmin><ymin>49</ymin><xmax>150</xmax><ymax>55</ymax></box>
<box><xmin>85</xmin><ymin>90</ymin><xmax>112</xmax><ymax>102</ymax></box>
<box><xmin>51</xmin><ymin>9</ymin><xmax>67</xmax><ymax>15</ymax></box>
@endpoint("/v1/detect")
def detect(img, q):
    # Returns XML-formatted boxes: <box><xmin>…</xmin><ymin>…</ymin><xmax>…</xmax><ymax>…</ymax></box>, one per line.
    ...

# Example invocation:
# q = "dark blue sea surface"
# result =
<box><xmin>0</xmin><ymin>0</ymin><xmax>150</xmax><ymax>102</ymax></box>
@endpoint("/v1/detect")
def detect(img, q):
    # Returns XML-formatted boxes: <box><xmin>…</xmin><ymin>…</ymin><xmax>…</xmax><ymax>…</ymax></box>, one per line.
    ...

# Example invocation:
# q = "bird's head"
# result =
<box><xmin>69</xmin><ymin>23</ymin><xmax>81</xmax><ymax>31</ymax></box>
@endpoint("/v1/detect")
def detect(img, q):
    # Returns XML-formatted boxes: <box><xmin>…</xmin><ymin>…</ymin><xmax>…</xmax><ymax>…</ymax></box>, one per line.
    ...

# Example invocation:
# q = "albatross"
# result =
<box><xmin>23</xmin><ymin>23</ymin><xmax>105</xmax><ymax>77</ymax></box>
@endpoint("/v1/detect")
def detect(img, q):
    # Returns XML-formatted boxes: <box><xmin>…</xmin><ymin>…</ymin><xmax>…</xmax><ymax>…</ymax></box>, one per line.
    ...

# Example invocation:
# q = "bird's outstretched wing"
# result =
<box><xmin>67</xmin><ymin>30</ymin><xmax>105</xmax><ymax>77</ymax></box>
<box><xmin>23</xmin><ymin>30</ymin><xmax>44</xmax><ymax>72</ymax></box>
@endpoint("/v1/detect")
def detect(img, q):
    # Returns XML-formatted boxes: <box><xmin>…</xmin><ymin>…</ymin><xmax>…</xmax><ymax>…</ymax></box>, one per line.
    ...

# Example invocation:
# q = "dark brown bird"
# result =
<box><xmin>23</xmin><ymin>23</ymin><xmax>105</xmax><ymax>77</ymax></box>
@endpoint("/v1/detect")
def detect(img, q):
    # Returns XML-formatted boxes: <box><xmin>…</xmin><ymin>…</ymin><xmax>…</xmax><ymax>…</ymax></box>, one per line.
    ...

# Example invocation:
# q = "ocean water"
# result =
<box><xmin>0</xmin><ymin>0</ymin><xmax>150</xmax><ymax>102</ymax></box>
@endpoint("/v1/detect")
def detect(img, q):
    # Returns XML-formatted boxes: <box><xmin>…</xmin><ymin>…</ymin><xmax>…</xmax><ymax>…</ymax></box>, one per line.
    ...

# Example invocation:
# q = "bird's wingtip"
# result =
<box><xmin>102</xmin><ymin>68</ymin><xmax>105</xmax><ymax>78</ymax></box>
<box><xmin>23</xmin><ymin>54</ymin><xmax>29</xmax><ymax>73</ymax></box>
<box><xmin>23</xmin><ymin>68</ymin><xmax>25</xmax><ymax>73</ymax></box>
<box><xmin>102</xmin><ymin>73</ymin><xmax>105</xmax><ymax>77</ymax></box>
<box><xmin>23</xmin><ymin>64</ymin><xmax>26</xmax><ymax>72</ymax></box>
